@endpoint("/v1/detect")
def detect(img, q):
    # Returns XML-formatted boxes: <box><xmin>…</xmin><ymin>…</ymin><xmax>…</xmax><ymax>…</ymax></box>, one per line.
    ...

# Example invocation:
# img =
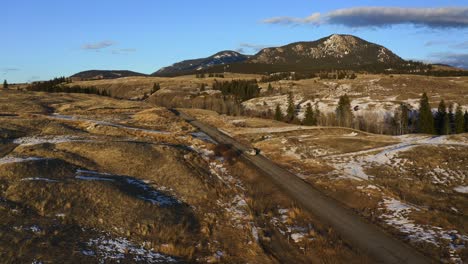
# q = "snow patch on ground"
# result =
<box><xmin>0</xmin><ymin>156</ymin><xmax>47</xmax><ymax>165</ymax></box>
<box><xmin>270</xmin><ymin>208</ymin><xmax>311</xmax><ymax>243</ymax></box>
<box><xmin>191</xmin><ymin>131</ymin><xmax>217</xmax><ymax>144</ymax></box>
<box><xmin>27</xmin><ymin>225</ymin><xmax>42</xmax><ymax>233</ymax></box>
<box><xmin>343</xmin><ymin>132</ymin><xmax>358</xmax><ymax>137</ymax></box>
<box><xmin>83</xmin><ymin>236</ymin><xmax>177</xmax><ymax>263</ymax></box>
<box><xmin>453</xmin><ymin>186</ymin><xmax>468</xmax><ymax>194</ymax></box>
<box><xmin>75</xmin><ymin>169</ymin><xmax>180</xmax><ymax>206</ymax></box>
<box><xmin>379</xmin><ymin>198</ymin><xmax>467</xmax><ymax>262</ymax></box>
<box><xmin>13</xmin><ymin>135</ymin><xmax>86</xmax><ymax>146</ymax></box>
<box><xmin>282</xmin><ymin>146</ymin><xmax>302</xmax><ymax>159</ymax></box>
<box><xmin>21</xmin><ymin>177</ymin><xmax>59</xmax><ymax>183</ymax></box>
<box><xmin>326</xmin><ymin>135</ymin><xmax>468</xmax><ymax>181</ymax></box>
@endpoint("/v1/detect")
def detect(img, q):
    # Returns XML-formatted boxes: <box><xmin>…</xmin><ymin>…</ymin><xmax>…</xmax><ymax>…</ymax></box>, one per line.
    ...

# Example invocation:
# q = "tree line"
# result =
<box><xmin>213</xmin><ymin>79</ymin><xmax>260</xmax><ymax>102</ymax></box>
<box><xmin>266</xmin><ymin>92</ymin><xmax>468</xmax><ymax>135</ymax></box>
<box><xmin>196</xmin><ymin>73</ymin><xmax>225</xmax><ymax>78</ymax></box>
<box><xmin>26</xmin><ymin>77</ymin><xmax>110</xmax><ymax>96</ymax></box>
<box><xmin>259</xmin><ymin>71</ymin><xmax>357</xmax><ymax>83</ymax></box>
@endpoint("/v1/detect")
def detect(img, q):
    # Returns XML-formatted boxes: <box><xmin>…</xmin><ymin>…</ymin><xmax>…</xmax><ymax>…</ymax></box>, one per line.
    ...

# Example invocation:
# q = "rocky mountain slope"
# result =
<box><xmin>249</xmin><ymin>34</ymin><xmax>404</xmax><ymax>67</ymax></box>
<box><xmin>153</xmin><ymin>34</ymin><xmax>409</xmax><ymax>76</ymax></box>
<box><xmin>152</xmin><ymin>51</ymin><xmax>250</xmax><ymax>76</ymax></box>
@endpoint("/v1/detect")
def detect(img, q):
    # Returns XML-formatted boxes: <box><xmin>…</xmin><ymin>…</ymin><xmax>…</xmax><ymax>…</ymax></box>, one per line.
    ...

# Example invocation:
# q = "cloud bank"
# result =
<box><xmin>262</xmin><ymin>12</ymin><xmax>321</xmax><ymax>25</ymax></box>
<box><xmin>262</xmin><ymin>7</ymin><xmax>468</xmax><ymax>28</ymax></box>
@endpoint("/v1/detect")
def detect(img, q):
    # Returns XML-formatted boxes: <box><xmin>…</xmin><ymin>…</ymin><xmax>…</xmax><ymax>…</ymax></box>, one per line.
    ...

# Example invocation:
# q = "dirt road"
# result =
<box><xmin>173</xmin><ymin>109</ymin><xmax>431</xmax><ymax>264</ymax></box>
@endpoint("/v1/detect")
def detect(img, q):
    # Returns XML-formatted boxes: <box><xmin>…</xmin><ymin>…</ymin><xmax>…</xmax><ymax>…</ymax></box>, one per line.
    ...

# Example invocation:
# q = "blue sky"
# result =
<box><xmin>3</xmin><ymin>0</ymin><xmax>468</xmax><ymax>83</ymax></box>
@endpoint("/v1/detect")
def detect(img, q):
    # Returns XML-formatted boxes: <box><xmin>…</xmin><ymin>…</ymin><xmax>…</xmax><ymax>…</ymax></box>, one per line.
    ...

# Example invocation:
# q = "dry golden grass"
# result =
<box><xmin>230</xmin><ymin>161</ymin><xmax>372</xmax><ymax>263</ymax></box>
<box><xmin>0</xmin><ymin>90</ymin><xmax>305</xmax><ymax>263</ymax></box>
<box><xmin>189</xmin><ymin>108</ymin><xmax>467</xmax><ymax>262</ymax></box>
<box><xmin>65</xmin><ymin>73</ymin><xmax>262</xmax><ymax>100</ymax></box>
<box><xmin>275</xmin><ymin>74</ymin><xmax>468</xmax><ymax>106</ymax></box>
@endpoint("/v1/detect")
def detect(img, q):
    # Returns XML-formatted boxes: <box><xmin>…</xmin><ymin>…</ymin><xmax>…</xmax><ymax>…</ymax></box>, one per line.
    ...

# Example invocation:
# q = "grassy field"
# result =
<box><xmin>0</xmin><ymin>90</ymin><xmax>368</xmax><ymax>263</ymax></box>
<box><xmin>63</xmin><ymin>73</ymin><xmax>262</xmax><ymax>100</ymax></box>
<box><xmin>3</xmin><ymin>72</ymin><xmax>467</xmax><ymax>262</ymax></box>
<box><xmin>190</xmin><ymin>108</ymin><xmax>468</xmax><ymax>263</ymax></box>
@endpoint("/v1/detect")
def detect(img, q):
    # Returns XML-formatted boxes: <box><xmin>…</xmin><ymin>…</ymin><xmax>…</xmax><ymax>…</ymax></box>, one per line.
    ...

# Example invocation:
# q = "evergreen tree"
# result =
<box><xmin>286</xmin><ymin>92</ymin><xmax>295</xmax><ymax>122</ymax></box>
<box><xmin>314</xmin><ymin>104</ymin><xmax>321</xmax><ymax>126</ymax></box>
<box><xmin>336</xmin><ymin>94</ymin><xmax>353</xmax><ymax>127</ymax></box>
<box><xmin>152</xmin><ymin>83</ymin><xmax>160</xmax><ymax>93</ymax></box>
<box><xmin>400</xmin><ymin>103</ymin><xmax>409</xmax><ymax>134</ymax></box>
<box><xmin>3</xmin><ymin>80</ymin><xmax>8</xmax><ymax>89</ymax></box>
<box><xmin>418</xmin><ymin>92</ymin><xmax>435</xmax><ymax>134</ymax></box>
<box><xmin>435</xmin><ymin>100</ymin><xmax>449</xmax><ymax>135</ymax></box>
<box><xmin>448</xmin><ymin>103</ymin><xmax>455</xmax><ymax>133</ymax></box>
<box><xmin>454</xmin><ymin>105</ymin><xmax>465</xmax><ymax>134</ymax></box>
<box><xmin>303</xmin><ymin>103</ymin><xmax>315</xmax><ymax>126</ymax></box>
<box><xmin>267</xmin><ymin>83</ymin><xmax>273</xmax><ymax>94</ymax></box>
<box><xmin>274</xmin><ymin>104</ymin><xmax>283</xmax><ymax>121</ymax></box>
<box><xmin>465</xmin><ymin>111</ymin><xmax>468</xmax><ymax>132</ymax></box>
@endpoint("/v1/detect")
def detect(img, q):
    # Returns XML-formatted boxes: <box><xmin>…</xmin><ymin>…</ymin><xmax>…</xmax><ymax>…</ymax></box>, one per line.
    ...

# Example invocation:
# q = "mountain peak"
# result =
<box><xmin>152</xmin><ymin>50</ymin><xmax>249</xmax><ymax>76</ymax></box>
<box><xmin>249</xmin><ymin>34</ymin><xmax>403</xmax><ymax>66</ymax></box>
<box><xmin>153</xmin><ymin>34</ymin><xmax>406</xmax><ymax>76</ymax></box>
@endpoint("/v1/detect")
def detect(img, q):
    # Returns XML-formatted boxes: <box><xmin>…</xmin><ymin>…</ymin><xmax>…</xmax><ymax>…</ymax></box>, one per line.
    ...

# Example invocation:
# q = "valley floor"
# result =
<box><xmin>0</xmin><ymin>90</ymin><xmax>371</xmax><ymax>263</ymax></box>
<box><xmin>185</xmin><ymin>108</ymin><xmax>468</xmax><ymax>263</ymax></box>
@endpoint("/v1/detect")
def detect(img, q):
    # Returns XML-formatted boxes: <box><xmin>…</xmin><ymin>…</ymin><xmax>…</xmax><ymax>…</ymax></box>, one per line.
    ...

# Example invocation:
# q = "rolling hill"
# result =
<box><xmin>70</xmin><ymin>70</ymin><xmax>147</xmax><ymax>80</ymax></box>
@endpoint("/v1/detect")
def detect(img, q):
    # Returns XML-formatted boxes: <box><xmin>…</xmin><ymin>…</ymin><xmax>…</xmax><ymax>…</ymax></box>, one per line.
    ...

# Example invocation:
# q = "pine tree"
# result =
<box><xmin>314</xmin><ymin>104</ymin><xmax>321</xmax><ymax>126</ymax></box>
<box><xmin>3</xmin><ymin>80</ymin><xmax>8</xmax><ymax>89</ymax></box>
<box><xmin>267</xmin><ymin>83</ymin><xmax>273</xmax><ymax>94</ymax></box>
<box><xmin>418</xmin><ymin>92</ymin><xmax>434</xmax><ymax>134</ymax></box>
<box><xmin>464</xmin><ymin>111</ymin><xmax>468</xmax><ymax>132</ymax></box>
<box><xmin>286</xmin><ymin>92</ymin><xmax>295</xmax><ymax>122</ymax></box>
<box><xmin>274</xmin><ymin>104</ymin><xmax>283</xmax><ymax>121</ymax></box>
<box><xmin>336</xmin><ymin>94</ymin><xmax>353</xmax><ymax>127</ymax></box>
<box><xmin>454</xmin><ymin>105</ymin><xmax>465</xmax><ymax>134</ymax></box>
<box><xmin>448</xmin><ymin>103</ymin><xmax>455</xmax><ymax>133</ymax></box>
<box><xmin>152</xmin><ymin>83</ymin><xmax>160</xmax><ymax>94</ymax></box>
<box><xmin>435</xmin><ymin>100</ymin><xmax>449</xmax><ymax>135</ymax></box>
<box><xmin>303</xmin><ymin>103</ymin><xmax>315</xmax><ymax>126</ymax></box>
<box><xmin>400</xmin><ymin>103</ymin><xmax>409</xmax><ymax>134</ymax></box>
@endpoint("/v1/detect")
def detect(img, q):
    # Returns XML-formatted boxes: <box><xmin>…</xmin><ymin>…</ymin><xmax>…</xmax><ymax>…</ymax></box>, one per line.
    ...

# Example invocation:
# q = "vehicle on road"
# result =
<box><xmin>246</xmin><ymin>148</ymin><xmax>260</xmax><ymax>156</ymax></box>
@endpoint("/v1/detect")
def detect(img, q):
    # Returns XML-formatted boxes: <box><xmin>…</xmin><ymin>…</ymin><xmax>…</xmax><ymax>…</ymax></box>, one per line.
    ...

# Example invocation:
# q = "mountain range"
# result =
<box><xmin>71</xmin><ymin>34</ymin><xmax>458</xmax><ymax>79</ymax></box>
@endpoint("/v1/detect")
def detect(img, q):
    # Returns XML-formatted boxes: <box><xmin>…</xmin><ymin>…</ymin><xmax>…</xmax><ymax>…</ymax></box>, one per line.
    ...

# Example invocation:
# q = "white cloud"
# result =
<box><xmin>82</xmin><ymin>40</ymin><xmax>115</xmax><ymax>50</ymax></box>
<box><xmin>263</xmin><ymin>7</ymin><xmax>468</xmax><ymax>28</ymax></box>
<box><xmin>262</xmin><ymin>12</ymin><xmax>321</xmax><ymax>25</ymax></box>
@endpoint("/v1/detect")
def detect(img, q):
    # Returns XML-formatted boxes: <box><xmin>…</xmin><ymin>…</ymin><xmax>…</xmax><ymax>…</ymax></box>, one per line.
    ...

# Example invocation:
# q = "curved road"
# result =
<box><xmin>172</xmin><ymin>109</ymin><xmax>431</xmax><ymax>264</ymax></box>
